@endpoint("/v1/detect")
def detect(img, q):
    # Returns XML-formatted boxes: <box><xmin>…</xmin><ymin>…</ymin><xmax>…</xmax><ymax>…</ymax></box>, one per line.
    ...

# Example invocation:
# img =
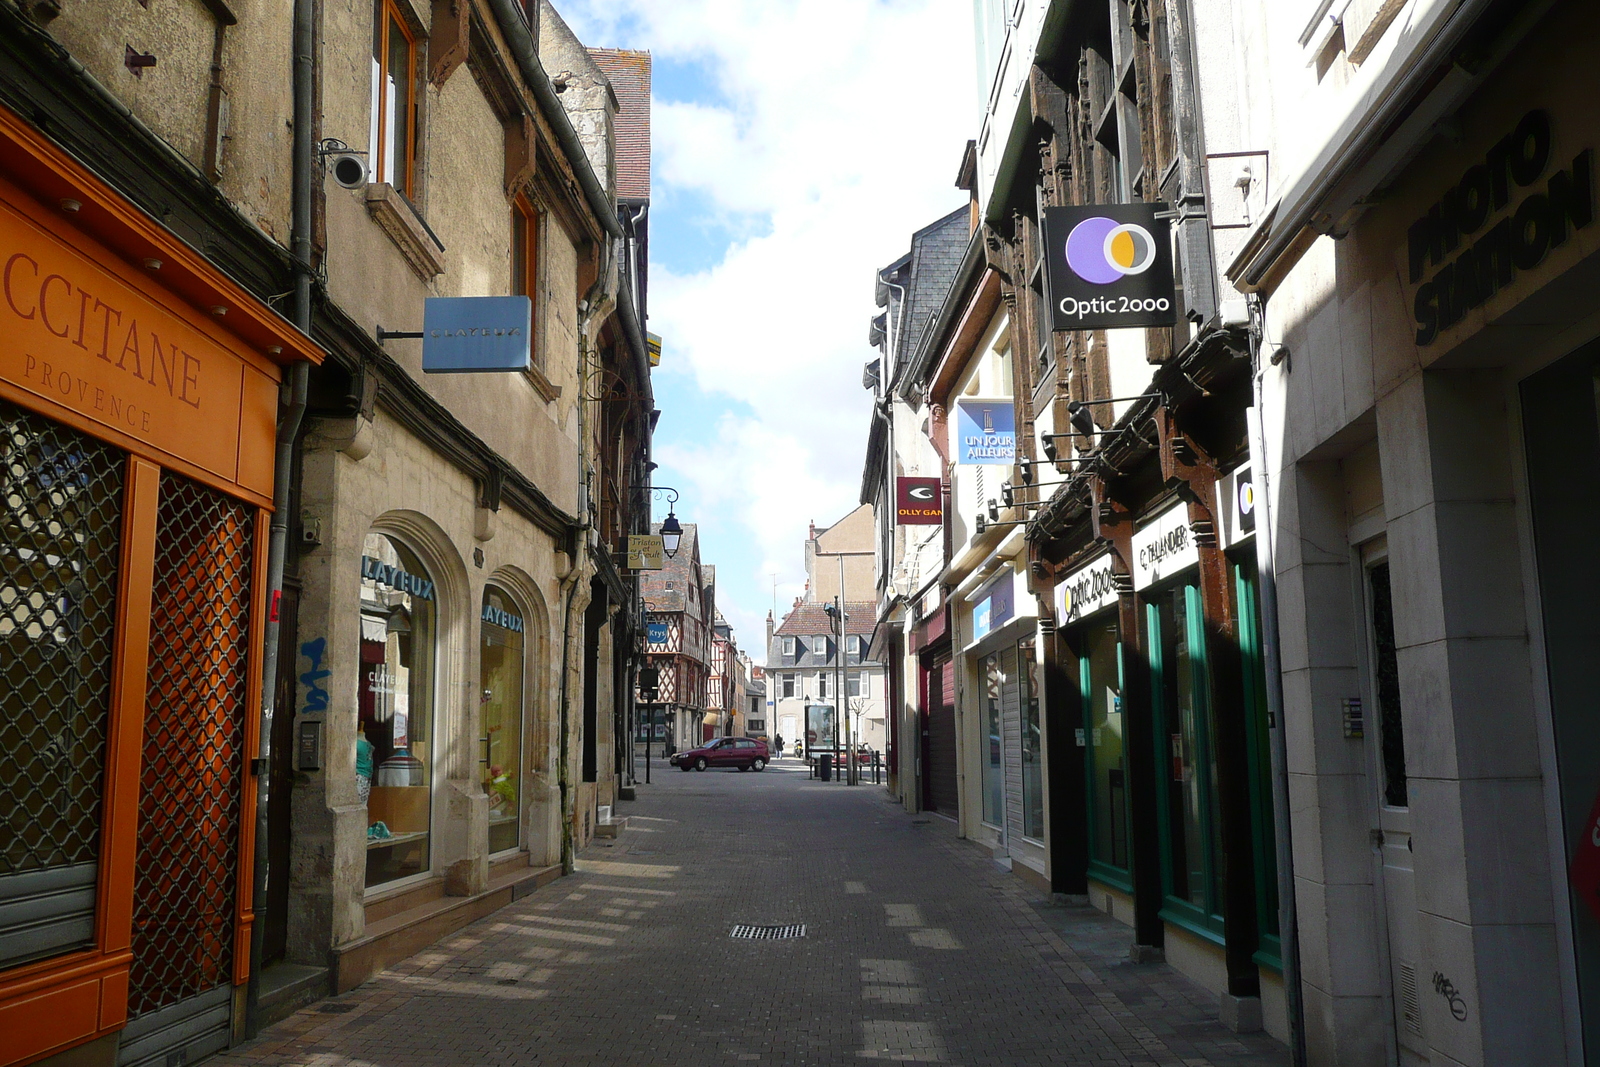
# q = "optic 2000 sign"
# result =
<box><xmin>1040</xmin><ymin>203</ymin><xmax>1178</xmax><ymax>331</ymax></box>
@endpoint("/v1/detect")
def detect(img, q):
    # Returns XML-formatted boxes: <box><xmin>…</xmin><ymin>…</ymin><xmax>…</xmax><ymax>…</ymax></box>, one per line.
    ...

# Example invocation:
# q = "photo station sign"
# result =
<box><xmin>1040</xmin><ymin>203</ymin><xmax>1177</xmax><ymax>331</ymax></box>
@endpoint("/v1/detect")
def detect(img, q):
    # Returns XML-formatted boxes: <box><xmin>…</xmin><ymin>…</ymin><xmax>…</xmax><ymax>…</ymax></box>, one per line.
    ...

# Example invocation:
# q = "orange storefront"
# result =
<box><xmin>0</xmin><ymin>105</ymin><xmax>321</xmax><ymax>1067</ymax></box>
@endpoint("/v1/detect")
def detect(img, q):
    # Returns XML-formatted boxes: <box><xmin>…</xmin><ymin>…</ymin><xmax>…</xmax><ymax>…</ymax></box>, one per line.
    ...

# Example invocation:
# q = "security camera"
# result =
<box><xmin>330</xmin><ymin>152</ymin><xmax>368</xmax><ymax>189</ymax></box>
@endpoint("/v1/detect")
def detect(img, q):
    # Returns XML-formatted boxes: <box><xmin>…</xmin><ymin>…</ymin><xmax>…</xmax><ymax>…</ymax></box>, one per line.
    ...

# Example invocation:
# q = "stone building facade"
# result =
<box><xmin>0</xmin><ymin>1</ymin><xmax>653</xmax><ymax>1065</ymax></box>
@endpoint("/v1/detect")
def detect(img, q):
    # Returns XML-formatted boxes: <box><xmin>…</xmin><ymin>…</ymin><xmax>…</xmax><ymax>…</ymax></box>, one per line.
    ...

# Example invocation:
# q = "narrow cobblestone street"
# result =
<box><xmin>216</xmin><ymin>761</ymin><xmax>1287</xmax><ymax>1066</ymax></box>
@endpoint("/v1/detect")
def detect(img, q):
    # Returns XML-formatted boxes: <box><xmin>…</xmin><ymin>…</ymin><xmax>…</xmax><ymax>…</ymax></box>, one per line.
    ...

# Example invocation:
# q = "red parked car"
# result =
<box><xmin>670</xmin><ymin>737</ymin><xmax>770</xmax><ymax>772</ymax></box>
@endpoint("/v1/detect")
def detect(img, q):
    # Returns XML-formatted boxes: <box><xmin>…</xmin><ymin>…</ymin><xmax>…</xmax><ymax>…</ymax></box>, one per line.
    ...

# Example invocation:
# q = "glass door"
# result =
<box><xmin>1364</xmin><ymin>542</ymin><xmax>1426</xmax><ymax>1062</ymax></box>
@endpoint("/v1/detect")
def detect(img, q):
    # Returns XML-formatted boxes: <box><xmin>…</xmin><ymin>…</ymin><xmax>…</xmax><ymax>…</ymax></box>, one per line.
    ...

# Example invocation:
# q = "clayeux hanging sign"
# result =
<box><xmin>1041</xmin><ymin>203</ymin><xmax>1177</xmax><ymax>330</ymax></box>
<box><xmin>895</xmin><ymin>476</ymin><xmax>943</xmax><ymax>525</ymax></box>
<box><xmin>421</xmin><ymin>295</ymin><xmax>532</xmax><ymax>373</ymax></box>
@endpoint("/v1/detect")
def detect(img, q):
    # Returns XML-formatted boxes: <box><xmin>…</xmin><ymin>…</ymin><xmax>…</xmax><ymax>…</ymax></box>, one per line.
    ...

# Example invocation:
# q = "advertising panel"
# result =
<box><xmin>1040</xmin><ymin>203</ymin><xmax>1177</xmax><ymax>331</ymax></box>
<box><xmin>955</xmin><ymin>398</ymin><xmax>1015</xmax><ymax>465</ymax></box>
<box><xmin>804</xmin><ymin>703</ymin><xmax>836</xmax><ymax>756</ymax></box>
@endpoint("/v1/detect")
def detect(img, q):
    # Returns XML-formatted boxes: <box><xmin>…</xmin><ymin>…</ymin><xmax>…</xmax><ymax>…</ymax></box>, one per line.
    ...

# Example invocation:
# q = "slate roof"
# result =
<box><xmin>638</xmin><ymin>522</ymin><xmax>702</xmax><ymax>615</ymax></box>
<box><xmin>875</xmin><ymin>207</ymin><xmax>969</xmax><ymax>383</ymax></box>
<box><xmin>773</xmin><ymin>601</ymin><xmax>876</xmax><ymax>638</ymax></box>
<box><xmin>588</xmin><ymin>48</ymin><xmax>651</xmax><ymax>200</ymax></box>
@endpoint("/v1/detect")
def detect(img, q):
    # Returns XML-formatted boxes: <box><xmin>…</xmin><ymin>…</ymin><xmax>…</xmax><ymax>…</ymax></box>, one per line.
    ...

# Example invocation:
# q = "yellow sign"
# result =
<box><xmin>627</xmin><ymin>534</ymin><xmax>664</xmax><ymax>570</ymax></box>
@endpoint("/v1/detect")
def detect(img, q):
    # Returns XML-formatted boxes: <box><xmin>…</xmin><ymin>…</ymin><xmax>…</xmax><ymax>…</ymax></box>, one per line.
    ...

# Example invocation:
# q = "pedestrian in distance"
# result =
<box><xmin>775</xmin><ymin>734</ymin><xmax>784</xmax><ymax>759</ymax></box>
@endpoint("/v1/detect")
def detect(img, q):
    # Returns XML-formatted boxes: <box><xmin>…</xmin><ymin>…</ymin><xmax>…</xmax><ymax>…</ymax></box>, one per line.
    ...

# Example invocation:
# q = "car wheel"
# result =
<box><xmin>738</xmin><ymin>763</ymin><xmax>748</xmax><ymax>772</ymax></box>
<box><xmin>679</xmin><ymin>764</ymin><xmax>691</xmax><ymax>772</ymax></box>
<box><xmin>753</xmin><ymin>758</ymin><xmax>766</xmax><ymax>772</ymax></box>
<box><xmin>694</xmin><ymin>757</ymin><xmax>708</xmax><ymax>771</ymax></box>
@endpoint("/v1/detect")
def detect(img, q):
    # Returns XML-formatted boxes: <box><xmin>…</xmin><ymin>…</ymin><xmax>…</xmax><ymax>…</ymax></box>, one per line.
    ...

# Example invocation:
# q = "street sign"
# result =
<box><xmin>895</xmin><ymin>476</ymin><xmax>943</xmax><ymax>525</ymax></box>
<box><xmin>955</xmin><ymin>399</ymin><xmax>1015</xmax><ymax>465</ymax></box>
<box><xmin>422</xmin><ymin>295</ymin><xmax>532</xmax><ymax>373</ymax></box>
<box><xmin>1040</xmin><ymin>203</ymin><xmax>1176</xmax><ymax>331</ymax></box>
<box><xmin>627</xmin><ymin>534</ymin><xmax>665</xmax><ymax>570</ymax></box>
<box><xmin>646</xmin><ymin>621</ymin><xmax>668</xmax><ymax>645</ymax></box>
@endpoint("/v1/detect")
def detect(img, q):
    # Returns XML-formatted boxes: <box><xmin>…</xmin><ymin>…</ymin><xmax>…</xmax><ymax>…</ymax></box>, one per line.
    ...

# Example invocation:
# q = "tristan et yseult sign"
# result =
<box><xmin>1041</xmin><ymin>203</ymin><xmax>1177</xmax><ymax>331</ymax></box>
<box><xmin>1408</xmin><ymin>110</ymin><xmax>1592</xmax><ymax>346</ymax></box>
<box><xmin>422</xmin><ymin>295</ymin><xmax>532</xmax><ymax>373</ymax></box>
<box><xmin>895</xmin><ymin>476</ymin><xmax>943</xmax><ymax>525</ymax></box>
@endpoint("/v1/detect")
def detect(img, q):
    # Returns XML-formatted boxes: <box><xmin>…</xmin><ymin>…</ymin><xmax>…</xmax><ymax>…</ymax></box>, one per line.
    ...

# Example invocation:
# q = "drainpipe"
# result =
<box><xmin>554</xmin><ymin>553</ymin><xmax>581</xmax><ymax>874</ymax></box>
<box><xmin>1245</xmin><ymin>296</ymin><xmax>1306</xmax><ymax>1067</ymax></box>
<box><xmin>556</xmin><ymin>274</ymin><xmax>607</xmax><ymax>872</ymax></box>
<box><xmin>244</xmin><ymin>0</ymin><xmax>313</xmax><ymax>1037</ymax></box>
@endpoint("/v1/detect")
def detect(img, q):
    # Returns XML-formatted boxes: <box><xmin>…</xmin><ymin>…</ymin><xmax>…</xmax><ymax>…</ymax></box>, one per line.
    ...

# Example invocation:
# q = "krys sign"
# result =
<box><xmin>1408</xmin><ymin>109</ymin><xmax>1592</xmax><ymax>345</ymax></box>
<box><xmin>1041</xmin><ymin>203</ymin><xmax>1177</xmax><ymax>331</ymax></box>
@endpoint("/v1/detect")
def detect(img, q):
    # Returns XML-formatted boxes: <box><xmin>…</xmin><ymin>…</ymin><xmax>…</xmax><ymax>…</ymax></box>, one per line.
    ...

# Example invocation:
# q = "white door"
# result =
<box><xmin>1364</xmin><ymin>542</ymin><xmax>1428</xmax><ymax>1064</ymax></box>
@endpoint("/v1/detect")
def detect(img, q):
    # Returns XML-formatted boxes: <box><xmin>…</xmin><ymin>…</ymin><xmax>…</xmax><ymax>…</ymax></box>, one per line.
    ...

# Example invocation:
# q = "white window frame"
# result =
<box><xmin>782</xmin><ymin>635</ymin><xmax>795</xmax><ymax>659</ymax></box>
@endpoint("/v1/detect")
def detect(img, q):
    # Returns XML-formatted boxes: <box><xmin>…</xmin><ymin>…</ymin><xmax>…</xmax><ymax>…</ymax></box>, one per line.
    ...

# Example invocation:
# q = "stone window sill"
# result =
<box><xmin>525</xmin><ymin>363</ymin><xmax>561</xmax><ymax>402</ymax></box>
<box><xmin>365</xmin><ymin>183</ymin><xmax>446</xmax><ymax>280</ymax></box>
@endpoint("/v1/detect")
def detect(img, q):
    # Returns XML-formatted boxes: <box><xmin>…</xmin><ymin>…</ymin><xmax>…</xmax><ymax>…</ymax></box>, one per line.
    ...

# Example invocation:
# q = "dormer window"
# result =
<box><xmin>782</xmin><ymin>636</ymin><xmax>795</xmax><ymax>659</ymax></box>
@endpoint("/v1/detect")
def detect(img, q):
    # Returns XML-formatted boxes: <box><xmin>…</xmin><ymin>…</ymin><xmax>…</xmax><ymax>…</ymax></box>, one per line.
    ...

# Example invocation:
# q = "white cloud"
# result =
<box><xmin>557</xmin><ymin>0</ymin><xmax>973</xmax><ymax>649</ymax></box>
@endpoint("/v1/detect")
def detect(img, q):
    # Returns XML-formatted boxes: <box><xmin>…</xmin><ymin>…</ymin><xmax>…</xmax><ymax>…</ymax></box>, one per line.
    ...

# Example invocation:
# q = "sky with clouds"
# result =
<box><xmin>557</xmin><ymin>0</ymin><xmax>975</xmax><ymax>652</ymax></box>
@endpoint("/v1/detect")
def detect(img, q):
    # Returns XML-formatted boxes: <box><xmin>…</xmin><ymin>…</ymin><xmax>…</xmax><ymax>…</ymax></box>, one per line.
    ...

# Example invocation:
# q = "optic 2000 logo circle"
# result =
<box><xmin>1065</xmin><ymin>216</ymin><xmax>1159</xmax><ymax>284</ymax></box>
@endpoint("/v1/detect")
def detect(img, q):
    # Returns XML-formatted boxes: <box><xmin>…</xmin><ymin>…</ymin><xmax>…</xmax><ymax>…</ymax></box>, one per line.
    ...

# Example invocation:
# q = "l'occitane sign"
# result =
<box><xmin>0</xmin><ymin>180</ymin><xmax>276</xmax><ymax>495</ymax></box>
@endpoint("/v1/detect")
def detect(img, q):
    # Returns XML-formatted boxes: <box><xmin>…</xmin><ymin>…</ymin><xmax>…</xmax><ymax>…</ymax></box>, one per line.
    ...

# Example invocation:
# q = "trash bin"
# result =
<box><xmin>818</xmin><ymin>753</ymin><xmax>833</xmax><ymax>782</ymax></box>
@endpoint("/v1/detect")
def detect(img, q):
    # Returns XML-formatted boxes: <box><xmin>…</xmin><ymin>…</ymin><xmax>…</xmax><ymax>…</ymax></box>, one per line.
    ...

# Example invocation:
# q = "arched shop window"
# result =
<box><xmin>480</xmin><ymin>586</ymin><xmax>525</xmax><ymax>855</ymax></box>
<box><xmin>359</xmin><ymin>532</ymin><xmax>437</xmax><ymax>888</ymax></box>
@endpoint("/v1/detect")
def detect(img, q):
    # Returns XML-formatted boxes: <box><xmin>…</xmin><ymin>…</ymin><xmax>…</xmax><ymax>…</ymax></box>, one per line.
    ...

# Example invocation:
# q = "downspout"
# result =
<box><xmin>557</xmin><ymin>271</ymin><xmax>607</xmax><ymax>872</ymax></box>
<box><xmin>554</xmin><ymin>553</ymin><xmax>581</xmax><ymax>874</ymax></box>
<box><xmin>1245</xmin><ymin>295</ymin><xmax>1306</xmax><ymax>1067</ymax></box>
<box><xmin>245</xmin><ymin>0</ymin><xmax>313</xmax><ymax>1037</ymax></box>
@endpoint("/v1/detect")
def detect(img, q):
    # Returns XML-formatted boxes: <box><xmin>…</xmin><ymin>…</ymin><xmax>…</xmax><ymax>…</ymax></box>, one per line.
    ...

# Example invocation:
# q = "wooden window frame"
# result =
<box><xmin>372</xmin><ymin>0</ymin><xmax>419</xmax><ymax>197</ymax></box>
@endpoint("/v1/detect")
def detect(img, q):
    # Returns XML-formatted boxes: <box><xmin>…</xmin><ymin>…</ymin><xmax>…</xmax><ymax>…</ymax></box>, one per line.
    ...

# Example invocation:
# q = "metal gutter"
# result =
<box><xmin>896</xmin><ymin>232</ymin><xmax>985</xmax><ymax>403</ymax></box>
<box><xmin>484</xmin><ymin>0</ymin><xmax>623</xmax><ymax>241</ymax></box>
<box><xmin>245</xmin><ymin>0</ymin><xmax>314</xmax><ymax>1035</ymax></box>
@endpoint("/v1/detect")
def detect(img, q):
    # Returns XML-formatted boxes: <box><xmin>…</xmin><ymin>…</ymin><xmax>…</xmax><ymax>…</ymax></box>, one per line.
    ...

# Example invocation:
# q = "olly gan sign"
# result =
<box><xmin>1409</xmin><ymin>110</ymin><xmax>1592</xmax><ymax>346</ymax></box>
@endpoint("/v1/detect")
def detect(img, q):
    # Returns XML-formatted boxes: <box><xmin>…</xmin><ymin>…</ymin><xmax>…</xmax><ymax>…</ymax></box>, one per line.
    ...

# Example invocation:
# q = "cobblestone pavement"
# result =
<box><xmin>215</xmin><ymin>759</ymin><xmax>1288</xmax><ymax>1066</ymax></box>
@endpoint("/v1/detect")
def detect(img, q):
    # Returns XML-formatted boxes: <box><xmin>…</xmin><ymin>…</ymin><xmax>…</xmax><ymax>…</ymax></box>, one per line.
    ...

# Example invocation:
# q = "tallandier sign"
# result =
<box><xmin>1040</xmin><ymin>203</ymin><xmax>1177</xmax><ymax>331</ymax></box>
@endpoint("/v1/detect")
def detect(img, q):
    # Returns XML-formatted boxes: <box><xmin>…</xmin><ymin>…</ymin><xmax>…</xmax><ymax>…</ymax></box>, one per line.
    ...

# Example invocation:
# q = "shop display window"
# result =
<box><xmin>359</xmin><ymin>532</ymin><xmax>435</xmax><ymax>888</ymax></box>
<box><xmin>0</xmin><ymin>402</ymin><xmax>123</xmax><ymax>968</ymax></box>
<box><xmin>981</xmin><ymin>652</ymin><xmax>1004</xmax><ymax>826</ymax></box>
<box><xmin>1150</xmin><ymin>584</ymin><xmax>1224</xmax><ymax>929</ymax></box>
<box><xmin>480</xmin><ymin>587</ymin><xmax>525</xmax><ymax>855</ymax></box>
<box><xmin>1019</xmin><ymin>638</ymin><xmax>1043</xmax><ymax>840</ymax></box>
<box><xmin>1081</xmin><ymin>619</ymin><xmax>1128</xmax><ymax>876</ymax></box>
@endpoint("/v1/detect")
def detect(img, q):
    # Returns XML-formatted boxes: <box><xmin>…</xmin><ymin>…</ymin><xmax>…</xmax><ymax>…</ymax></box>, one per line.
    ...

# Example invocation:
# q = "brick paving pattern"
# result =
<box><xmin>215</xmin><ymin>760</ymin><xmax>1288</xmax><ymax>1065</ymax></box>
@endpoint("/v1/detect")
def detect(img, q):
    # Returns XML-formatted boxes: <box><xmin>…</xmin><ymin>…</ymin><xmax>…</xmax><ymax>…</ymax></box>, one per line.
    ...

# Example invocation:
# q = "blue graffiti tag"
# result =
<box><xmin>300</xmin><ymin>637</ymin><xmax>330</xmax><ymax>714</ymax></box>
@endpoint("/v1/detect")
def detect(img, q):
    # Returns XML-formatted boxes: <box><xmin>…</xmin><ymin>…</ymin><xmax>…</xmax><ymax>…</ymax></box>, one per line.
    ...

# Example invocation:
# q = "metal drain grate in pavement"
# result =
<box><xmin>730</xmin><ymin>924</ymin><xmax>806</xmax><ymax>940</ymax></box>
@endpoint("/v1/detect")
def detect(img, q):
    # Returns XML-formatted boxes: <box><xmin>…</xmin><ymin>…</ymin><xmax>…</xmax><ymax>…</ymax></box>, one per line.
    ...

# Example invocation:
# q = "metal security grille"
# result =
<box><xmin>729</xmin><ymin>924</ymin><xmax>805</xmax><ymax>940</ymax></box>
<box><xmin>0</xmin><ymin>399</ymin><xmax>124</xmax><ymax>968</ymax></box>
<box><xmin>127</xmin><ymin>473</ymin><xmax>254</xmax><ymax>1019</ymax></box>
